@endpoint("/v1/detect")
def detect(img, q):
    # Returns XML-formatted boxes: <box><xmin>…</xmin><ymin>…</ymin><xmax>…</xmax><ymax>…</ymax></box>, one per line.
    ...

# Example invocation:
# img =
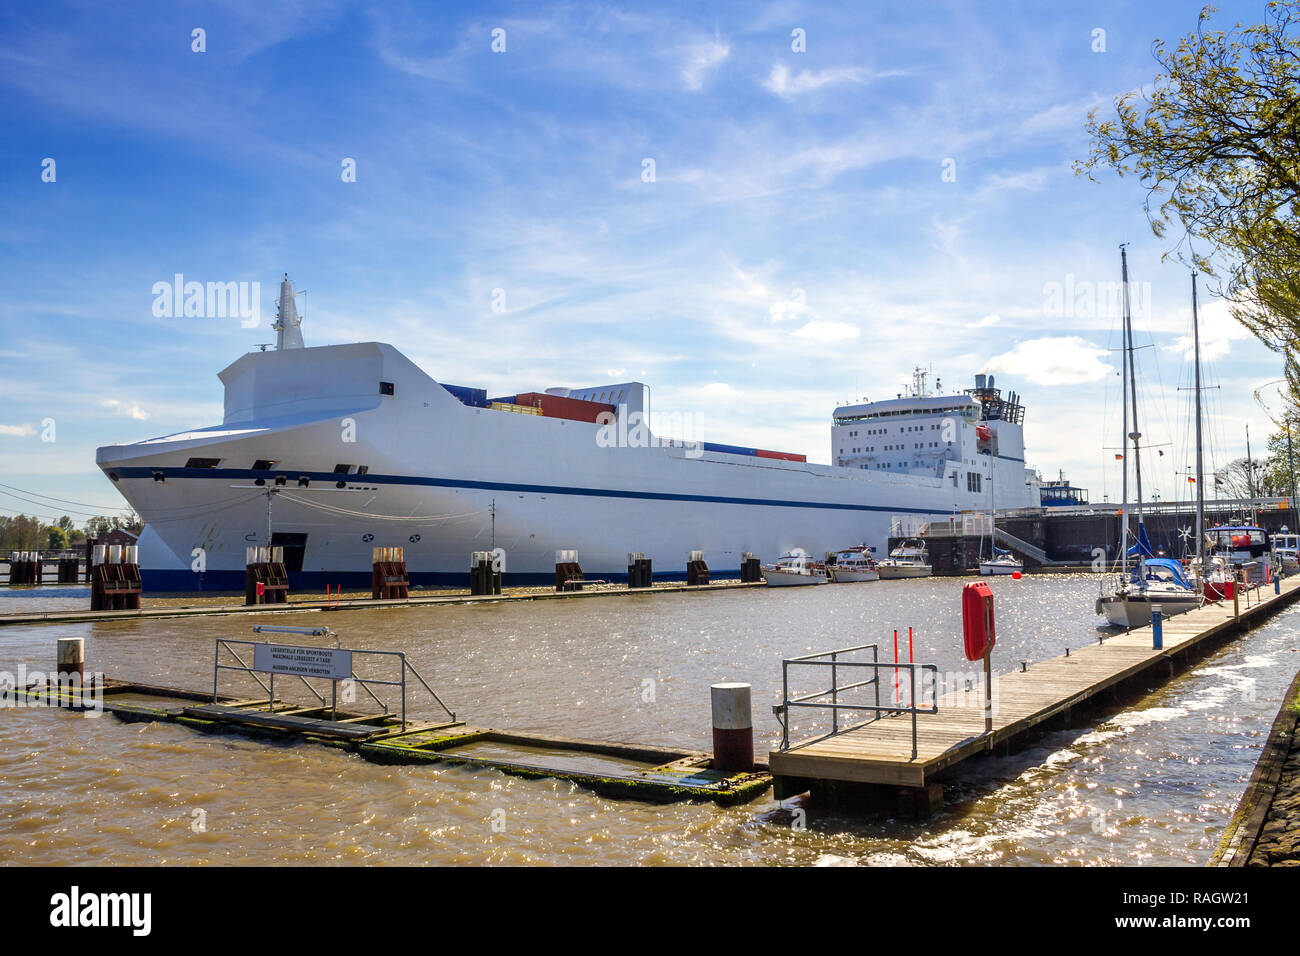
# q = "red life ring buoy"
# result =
<box><xmin>963</xmin><ymin>581</ymin><xmax>995</xmax><ymax>661</ymax></box>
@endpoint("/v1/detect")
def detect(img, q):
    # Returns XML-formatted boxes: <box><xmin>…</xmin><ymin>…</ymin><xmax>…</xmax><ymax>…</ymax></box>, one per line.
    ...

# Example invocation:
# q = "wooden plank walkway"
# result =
<box><xmin>770</xmin><ymin>575</ymin><xmax>1300</xmax><ymax>790</ymax></box>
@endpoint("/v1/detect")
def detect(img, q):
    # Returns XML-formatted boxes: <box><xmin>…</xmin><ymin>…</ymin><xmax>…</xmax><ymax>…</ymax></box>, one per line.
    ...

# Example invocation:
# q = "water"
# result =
<box><xmin>0</xmin><ymin>574</ymin><xmax>1295</xmax><ymax>865</ymax></box>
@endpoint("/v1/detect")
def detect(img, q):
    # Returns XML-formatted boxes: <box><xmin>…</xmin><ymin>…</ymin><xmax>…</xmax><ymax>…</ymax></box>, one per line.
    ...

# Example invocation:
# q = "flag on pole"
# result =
<box><xmin>1115</xmin><ymin>453</ymin><xmax>1124</xmax><ymax>460</ymax></box>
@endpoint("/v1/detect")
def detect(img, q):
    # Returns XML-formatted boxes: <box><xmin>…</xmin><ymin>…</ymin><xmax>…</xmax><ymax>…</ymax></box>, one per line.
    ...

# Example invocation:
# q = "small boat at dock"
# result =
<box><xmin>761</xmin><ymin>550</ymin><xmax>830</xmax><ymax>587</ymax></box>
<box><xmin>827</xmin><ymin>547</ymin><xmax>879</xmax><ymax>582</ymax></box>
<box><xmin>979</xmin><ymin>551</ymin><xmax>1023</xmax><ymax>576</ymax></box>
<box><xmin>877</xmin><ymin>538</ymin><xmax>932</xmax><ymax>579</ymax></box>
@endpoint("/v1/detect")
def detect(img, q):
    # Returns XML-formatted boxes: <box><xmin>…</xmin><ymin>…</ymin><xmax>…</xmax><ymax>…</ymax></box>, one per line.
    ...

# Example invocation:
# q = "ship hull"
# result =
<box><xmin>96</xmin><ymin>342</ymin><xmax>1041</xmax><ymax>590</ymax></box>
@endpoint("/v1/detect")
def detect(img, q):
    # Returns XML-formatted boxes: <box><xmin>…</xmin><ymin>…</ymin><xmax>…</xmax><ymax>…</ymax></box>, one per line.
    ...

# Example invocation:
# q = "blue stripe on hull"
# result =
<box><xmin>108</xmin><ymin>466</ymin><xmax>945</xmax><ymax>515</ymax></box>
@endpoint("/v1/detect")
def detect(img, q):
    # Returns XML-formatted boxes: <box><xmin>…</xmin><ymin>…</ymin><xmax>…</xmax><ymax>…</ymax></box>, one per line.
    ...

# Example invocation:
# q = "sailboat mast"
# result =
<box><xmin>1120</xmin><ymin>245</ymin><xmax>1131</xmax><ymax>578</ymax></box>
<box><xmin>1123</xmin><ymin>249</ymin><xmax>1146</xmax><ymax>560</ymax></box>
<box><xmin>1246</xmin><ymin>424</ymin><xmax>1255</xmax><ymax>522</ymax></box>
<box><xmin>1192</xmin><ymin>272</ymin><xmax>1205</xmax><ymax>569</ymax></box>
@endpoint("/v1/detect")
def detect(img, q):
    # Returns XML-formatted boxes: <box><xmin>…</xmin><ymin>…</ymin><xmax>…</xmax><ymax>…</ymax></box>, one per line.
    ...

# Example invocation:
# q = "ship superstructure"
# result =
<box><xmin>95</xmin><ymin>280</ymin><xmax>1042</xmax><ymax>588</ymax></box>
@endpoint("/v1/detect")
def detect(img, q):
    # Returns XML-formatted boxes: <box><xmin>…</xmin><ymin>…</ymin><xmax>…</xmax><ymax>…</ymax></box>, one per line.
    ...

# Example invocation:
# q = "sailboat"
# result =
<box><xmin>1096</xmin><ymin>249</ymin><xmax>1201</xmax><ymax>627</ymax></box>
<box><xmin>978</xmin><ymin>450</ymin><xmax>1023</xmax><ymax>576</ymax></box>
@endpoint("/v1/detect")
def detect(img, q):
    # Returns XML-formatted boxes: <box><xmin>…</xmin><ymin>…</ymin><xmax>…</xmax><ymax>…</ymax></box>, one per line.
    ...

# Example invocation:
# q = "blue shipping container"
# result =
<box><xmin>702</xmin><ymin>442</ymin><xmax>757</xmax><ymax>456</ymax></box>
<box><xmin>442</xmin><ymin>383</ymin><xmax>488</xmax><ymax>408</ymax></box>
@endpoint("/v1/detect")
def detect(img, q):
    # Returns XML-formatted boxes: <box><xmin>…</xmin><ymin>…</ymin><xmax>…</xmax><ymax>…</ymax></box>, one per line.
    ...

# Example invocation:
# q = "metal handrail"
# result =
<box><xmin>774</xmin><ymin>643</ymin><xmax>939</xmax><ymax>760</ymax></box>
<box><xmin>212</xmin><ymin>633</ymin><xmax>456</xmax><ymax>731</ymax></box>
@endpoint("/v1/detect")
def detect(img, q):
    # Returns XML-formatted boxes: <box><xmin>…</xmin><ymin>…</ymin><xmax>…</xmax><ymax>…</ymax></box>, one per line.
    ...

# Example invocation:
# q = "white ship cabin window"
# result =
<box><xmin>333</xmin><ymin>464</ymin><xmax>354</xmax><ymax>474</ymax></box>
<box><xmin>252</xmin><ymin>459</ymin><xmax>276</xmax><ymax>471</ymax></box>
<box><xmin>185</xmin><ymin>457</ymin><xmax>221</xmax><ymax>469</ymax></box>
<box><xmin>357</xmin><ymin>465</ymin><xmax>370</xmax><ymax>475</ymax></box>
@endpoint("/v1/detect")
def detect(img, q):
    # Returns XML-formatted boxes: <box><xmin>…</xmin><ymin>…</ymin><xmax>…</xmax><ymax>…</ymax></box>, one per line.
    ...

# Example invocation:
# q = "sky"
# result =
<box><xmin>0</xmin><ymin>0</ymin><xmax>1292</xmax><ymax>526</ymax></box>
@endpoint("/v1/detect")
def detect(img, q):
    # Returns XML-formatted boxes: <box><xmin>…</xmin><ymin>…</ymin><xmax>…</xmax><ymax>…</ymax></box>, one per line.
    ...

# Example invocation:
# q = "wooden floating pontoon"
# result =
<box><xmin>770</xmin><ymin>575</ymin><xmax>1300</xmax><ymax>802</ymax></box>
<box><xmin>18</xmin><ymin>678</ymin><xmax>771</xmax><ymax>807</ymax></box>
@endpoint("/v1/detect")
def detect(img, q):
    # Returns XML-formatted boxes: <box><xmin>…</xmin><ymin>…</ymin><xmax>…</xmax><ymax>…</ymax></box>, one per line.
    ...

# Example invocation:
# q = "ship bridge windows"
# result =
<box><xmin>185</xmin><ymin>457</ymin><xmax>221</xmax><ymax>469</ymax></box>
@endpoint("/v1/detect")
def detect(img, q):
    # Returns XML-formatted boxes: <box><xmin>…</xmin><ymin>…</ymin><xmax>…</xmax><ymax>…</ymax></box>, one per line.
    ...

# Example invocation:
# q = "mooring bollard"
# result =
<box><xmin>710</xmin><ymin>682</ymin><xmax>753</xmax><ymax>773</ymax></box>
<box><xmin>1151</xmin><ymin>604</ymin><xmax>1163</xmax><ymax>650</ymax></box>
<box><xmin>57</xmin><ymin>637</ymin><xmax>84</xmax><ymax>704</ymax></box>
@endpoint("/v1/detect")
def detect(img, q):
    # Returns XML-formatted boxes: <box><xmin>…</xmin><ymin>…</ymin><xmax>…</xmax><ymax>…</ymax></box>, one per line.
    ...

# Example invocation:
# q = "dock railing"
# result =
<box><xmin>213</xmin><ymin>625</ymin><xmax>456</xmax><ymax>730</ymax></box>
<box><xmin>773</xmin><ymin>643</ymin><xmax>939</xmax><ymax>759</ymax></box>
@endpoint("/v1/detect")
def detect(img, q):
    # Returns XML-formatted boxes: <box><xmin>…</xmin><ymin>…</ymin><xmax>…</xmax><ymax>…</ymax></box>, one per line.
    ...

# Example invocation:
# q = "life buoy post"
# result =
<box><xmin>962</xmin><ymin>582</ymin><xmax>996</xmax><ymax>734</ymax></box>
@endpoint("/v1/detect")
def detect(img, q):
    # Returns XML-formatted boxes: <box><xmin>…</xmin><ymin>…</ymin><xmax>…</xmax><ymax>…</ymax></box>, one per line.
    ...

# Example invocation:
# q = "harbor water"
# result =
<box><xmin>0</xmin><ymin>574</ymin><xmax>1296</xmax><ymax>865</ymax></box>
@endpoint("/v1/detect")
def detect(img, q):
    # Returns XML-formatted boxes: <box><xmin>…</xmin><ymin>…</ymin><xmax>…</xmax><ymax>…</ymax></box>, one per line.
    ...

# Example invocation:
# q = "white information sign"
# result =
<box><xmin>253</xmin><ymin>643</ymin><xmax>352</xmax><ymax>680</ymax></box>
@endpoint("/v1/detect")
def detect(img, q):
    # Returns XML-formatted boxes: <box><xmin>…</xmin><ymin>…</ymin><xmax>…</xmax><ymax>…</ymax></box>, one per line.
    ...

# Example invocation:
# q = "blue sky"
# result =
<box><xmin>0</xmin><ymin>0</ymin><xmax>1290</xmax><ymax>525</ymax></box>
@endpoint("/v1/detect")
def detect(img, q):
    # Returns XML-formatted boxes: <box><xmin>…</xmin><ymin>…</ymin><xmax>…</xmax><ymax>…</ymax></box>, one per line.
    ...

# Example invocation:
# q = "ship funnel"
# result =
<box><xmin>274</xmin><ymin>274</ymin><xmax>305</xmax><ymax>350</ymax></box>
<box><xmin>975</xmin><ymin>373</ymin><xmax>987</xmax><ymax>390</ymax></box>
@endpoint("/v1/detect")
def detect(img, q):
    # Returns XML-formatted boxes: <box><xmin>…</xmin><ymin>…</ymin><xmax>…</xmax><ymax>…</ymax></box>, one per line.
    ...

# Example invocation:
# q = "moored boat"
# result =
<box><xmin>979</xmin><ymin>551</ymin><xmax>1023</xmax><ymax>576</ymax></box>
<box><xmin>1097</xmin><ymin>558</ymin><xmax>1202</xmax><ymax>626</ymax></box>
<box><xmin>877</xmin><ymin>538</ymin><xmax>932</xmax><ymax>579</ymax></box>
<box><xmin>761</xmin><ymin>550</ymin><xmax>830</xmax><ymax>587</ymax></box>
<box><xmin>827</xmin><ymin>546</ymin><xmax>879</xmax><ymax>582</ymax></box>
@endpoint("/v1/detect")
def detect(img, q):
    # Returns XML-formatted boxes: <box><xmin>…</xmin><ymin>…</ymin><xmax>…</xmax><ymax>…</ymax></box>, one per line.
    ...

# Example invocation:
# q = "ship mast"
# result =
<box><xmin>273</xmin><ymin>274</ymin><xmax>305</xmax><ymax>350</ymax></box>
<box><xmin>1192</xmin><ymin>272</ymin><xmax>1205</xmax><ymax>571</ymax></box>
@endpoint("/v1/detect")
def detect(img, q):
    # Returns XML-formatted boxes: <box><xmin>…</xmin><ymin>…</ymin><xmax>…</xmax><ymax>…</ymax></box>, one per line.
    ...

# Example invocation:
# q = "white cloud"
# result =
<box><xmin>762</xmin><ymin>64</ymin><xmax>871</xmax><ymax>99</ymax></box>
<box><xmin>681</xmin><ymin>38</ymin><xmax>730</xmax><ymax>91</ymax></box>
<box><xmin>0</xmin><ymin>423</ymin><xmax>36</xmax><ymax>437</ymax></box>
<box><xmin>975</xmin><ymin>313</ymin><xmax>1001</xmax><ymax>328</ymax></box>
<box><xmin>1164</xmin><ymin>299</ymin><xmax>1250</xmax><ymax>362</ymax></box>
<box><xmin>984</xmin><ymin>337</ymin><xmax>1110</xmax><ymax>385</ymax></box>
<box><xmin>769</xmin><ymin>290</ymin><xmax>808</xmax><ymax>323</ymax></box>
<box><xmin>792</xmin><ymin>320</ymin><xmax>860</xmax><ymax>343</ymax></box>
<box><xmin>101</xmin><ymin>398</ymin><xmax>150</xmax><ymax>421</ymax></box>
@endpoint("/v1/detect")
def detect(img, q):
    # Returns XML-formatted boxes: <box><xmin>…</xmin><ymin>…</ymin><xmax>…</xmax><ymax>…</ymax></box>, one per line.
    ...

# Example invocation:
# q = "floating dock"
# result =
<box><xmin>20</xmin><ymin>677</ymin><xmax>771</xmax><ymax>807</ymax></box>
<box><xmin>770</xmin><ymin>575</ymin><xmax>1300</xmax><ymax>808</ymax></box>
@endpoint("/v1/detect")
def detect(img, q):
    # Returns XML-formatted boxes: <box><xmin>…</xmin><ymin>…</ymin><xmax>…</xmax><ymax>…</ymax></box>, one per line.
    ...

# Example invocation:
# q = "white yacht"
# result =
<box><xmin>761</xmin><ymin>550</ymin><xmax>830</xmax><ymax>587</ymax></box>
<box><xmin>877</xmin><ymin>538</ymin><xmax>932</xmax><ymax>579</ymax></box>
<box><xmin>979</xmin><ymin>552</ymin><xmax>1023</xmax><ymax>576</ymax></box>
<box><xmin>827</xmin><ymin>547</ymin><xmax>879</xmax><ymax>583</ymax></box>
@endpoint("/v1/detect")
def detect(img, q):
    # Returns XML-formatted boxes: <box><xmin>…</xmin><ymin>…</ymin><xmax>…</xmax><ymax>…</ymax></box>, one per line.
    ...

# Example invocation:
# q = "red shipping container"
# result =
<box><xmin>514</xmin><ymin>392</ymin><xmax>615</xmax><ymax>424</ymax></box>
<box><xmin>756</xmin><ymin>449</ymin><xmax>808</xmax><ymax>462</ymax></box>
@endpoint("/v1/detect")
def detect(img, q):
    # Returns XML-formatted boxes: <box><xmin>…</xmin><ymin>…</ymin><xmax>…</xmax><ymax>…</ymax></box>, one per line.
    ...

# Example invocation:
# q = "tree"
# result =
<box><xmin>1078</xmin><ymin>2</ymin><xmax>1300</xmax><ymax>388</ymax></box>
<box><xmin>45</xmin><ymin>526</ymin><xmax>68</xmax><ymax>550</ymax></box>
<box><xmin>1264</xmin><ymin>425</ymin><xmax>1298</xmax><ymax>497</ymax></box>
<box><xmin>1214</xmin><ymin>455</ymin><xmax>1280</xmax><ymax>498</ymax></box>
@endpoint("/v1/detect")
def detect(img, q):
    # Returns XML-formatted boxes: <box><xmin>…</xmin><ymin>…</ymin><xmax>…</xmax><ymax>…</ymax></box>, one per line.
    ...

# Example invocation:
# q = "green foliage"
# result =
<box><xmin>1079</xmin><ymin>2</ymin><xmax>1300</xmax><ymax>378</ymax></box>
<box><xmin>0</xmin><ymin>515</ymin><xmax>43</xmax><ymax>551</ymax></box>
<box><xmin>45</xmin><ymin>526</ymin><xmax>68</xmax><ymax>550</ymax></box>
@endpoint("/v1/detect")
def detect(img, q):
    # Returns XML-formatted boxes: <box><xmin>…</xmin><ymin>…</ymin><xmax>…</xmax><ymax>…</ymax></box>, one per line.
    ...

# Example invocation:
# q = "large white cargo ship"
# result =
<box><xmin>96</xmin><ymin>278</ymin><xmax>1041</xmax><ymax>589</ymax></box>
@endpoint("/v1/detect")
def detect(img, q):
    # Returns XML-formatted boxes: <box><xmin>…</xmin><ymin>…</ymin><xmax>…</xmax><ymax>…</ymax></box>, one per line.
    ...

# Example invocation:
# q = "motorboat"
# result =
<box><xmin>761</xmin><ymin>549</ymin><xmax>830</xmax><ymax>587</ymax></box>
<box><xmin>877</xmin><ymin>538</ymin><xmax>932</xmax><ymax>579</ymax></box>
<box><xmin>827</xmin><ymin>546</ymin><xmax>879</xmax><ymax>582</ymax></box>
